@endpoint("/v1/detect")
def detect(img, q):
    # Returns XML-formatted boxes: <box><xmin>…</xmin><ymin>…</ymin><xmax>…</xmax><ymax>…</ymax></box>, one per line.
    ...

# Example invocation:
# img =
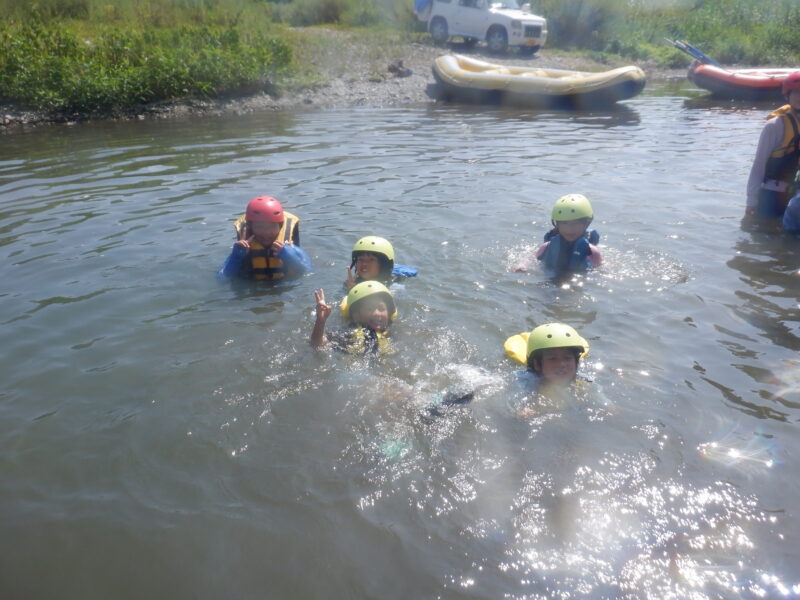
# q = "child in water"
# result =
<box><xmin>345</xmin><ymin>236</ymin><xmax>396</xmax><ymax>290</ymax></box>
<box><xmin>311</xmin><ymin>281</ymin><xmax>396</xmax><ymax>355</ymax></box>
<box><xmin>341</xmin><ymin>236</ymin><xmax>417</xmax><ymax>318</ymax></box>
<box><xmin>515</xmin><ymin>194</ymin><xmax>602</xmax><ymax>275</ymax></box>
<box><xmin>504</xmin><ymin>322</ymin><xmax>590</xmax><ymax>405</ymax></box>
<box><xmin>217</xmin><ymin>195</ymin><xmax>312</xmax><ymax>281</ymax></box>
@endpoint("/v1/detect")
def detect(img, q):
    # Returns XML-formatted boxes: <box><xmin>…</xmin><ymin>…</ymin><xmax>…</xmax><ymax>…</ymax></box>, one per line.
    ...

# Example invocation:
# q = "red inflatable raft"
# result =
<box><xmin>689</xmin><ymin>62</ymin><xmax>800</xmax><ymax>101</ymax></box>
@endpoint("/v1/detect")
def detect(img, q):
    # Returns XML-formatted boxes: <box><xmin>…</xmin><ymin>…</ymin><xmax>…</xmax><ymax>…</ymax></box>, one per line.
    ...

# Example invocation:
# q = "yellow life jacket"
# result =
<box><xmin>765</xmin><ymin>105</ymin><xmax>800</xmax><ymax>184</ymax></box>
<box><xmin>340</xmin><ymin>327</ymin><xmax>392</xmax><ymax>355</ymax></box>
<box><xmin>233</xmin><ymin>212</ymin><xmax>300</xmax><ymax>281</ymax></box>
<box><xmin>504</xmin><ymin>332</ymin><xmax>530</xmax><ymax>365</ymax></box>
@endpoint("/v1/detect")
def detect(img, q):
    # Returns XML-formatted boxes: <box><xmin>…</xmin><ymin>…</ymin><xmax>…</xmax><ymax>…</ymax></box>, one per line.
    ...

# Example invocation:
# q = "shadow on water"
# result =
<box><xmin>712</xmin><ymin>219</ymin><xmax>800</xmax><ymax>419</ymax></box>
<box><xmin>425</xmin><ymin>93</ymin><xmax>642</xmax><ymax>127</ymax></box>
<box><xmin>730</xmin><ymin>219</ymin><xmax>800</xmax><ymax>352</ymax></box>
<box><xmin>653</xmin><ymin>76</ymin><xmax>787</xmax><ymax>114</ymax></box>
<box><xmin>682</xmin><ymin>94</ymin><xmax>785</xmax><ymax>113</ymax></box>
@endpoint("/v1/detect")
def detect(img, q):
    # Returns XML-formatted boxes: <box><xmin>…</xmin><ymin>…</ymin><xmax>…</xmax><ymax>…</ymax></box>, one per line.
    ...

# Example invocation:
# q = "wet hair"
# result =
<box><xmin>527</xmin><ymin>347</ymin><xmax>582</xmax><ymax>375</ymax></box>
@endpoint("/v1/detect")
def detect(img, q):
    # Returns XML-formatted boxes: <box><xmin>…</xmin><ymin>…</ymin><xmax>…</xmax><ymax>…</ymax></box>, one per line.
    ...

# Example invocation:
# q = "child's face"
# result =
<box><xmin>536</xmin><ymin>347</ymin><xmax>578</xmax><ymax>386</ymax></box>
<box><xmin>250</xmin><ymin>220</ymin><xmax>282</xmax><ymax>246</ymax></box>
<box><xmin>353</xmin><ymin>296</ymin><xmax>390</xmax><ymax>331</ymax></box>
<box><xmin>354</xmin><ymin>253</ymin><xmax>381</xmax><ymax>280</ymax></box>
<box><xmin>555</xmin><ymin>218</ymin><xmax>590</xmax><ymax>242</ymax></box>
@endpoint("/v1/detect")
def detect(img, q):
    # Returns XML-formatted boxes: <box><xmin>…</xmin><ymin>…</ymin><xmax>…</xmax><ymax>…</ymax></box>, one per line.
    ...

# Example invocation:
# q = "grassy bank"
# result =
<box><xmin>0</xmin><ymin>1</ymin><xmax>294</xmax><ymax>114</ymax></box>
<box><xmin>1</xmin><ymin>0</ymin><xmax>799</xmax><ymax>116</ymax></box>
<box><xmin>531</xmin><ymin>0</ymin><xmax>800</xmax><ymax>68</ymax></box>
<box><xmin>265</xmin><ymin>0</ymin><xmax>800</xmax><ymax>66</ymax></box>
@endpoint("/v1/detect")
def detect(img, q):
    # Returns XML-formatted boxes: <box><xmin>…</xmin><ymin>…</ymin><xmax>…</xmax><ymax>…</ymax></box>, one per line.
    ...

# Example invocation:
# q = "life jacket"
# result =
<box><xmin>339</xmin><ymin>327</ymin><xmax>392</xmax><ymax>355</ymax></box>
<box><xmin>764</xmin><ymin>105</ymin><xmax>800</xmax><ymax>185</ymax></box>
<box><xmin>538</xmin><ymin>229</ymin><xmax>599</xmax><ymax>273</ymax></box>
<box><xmin>233</xmin><ymin>212</ymin><xmax>300</xmax><ymax>281</ymax></box>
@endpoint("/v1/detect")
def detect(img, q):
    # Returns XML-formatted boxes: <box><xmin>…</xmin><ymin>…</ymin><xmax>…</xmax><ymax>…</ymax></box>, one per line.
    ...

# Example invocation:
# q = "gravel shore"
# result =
<box><xmin>0</xmin><ymin>29</ymin><xmax>686</xmax><ymax>131</ymax></box>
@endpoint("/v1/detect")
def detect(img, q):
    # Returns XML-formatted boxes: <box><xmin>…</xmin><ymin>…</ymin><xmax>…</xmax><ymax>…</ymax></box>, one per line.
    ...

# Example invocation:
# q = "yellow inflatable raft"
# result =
<box><xmin>432</xmin><ymin>54</ymin><xmax>646</xmax><ymax>109</ymax></box>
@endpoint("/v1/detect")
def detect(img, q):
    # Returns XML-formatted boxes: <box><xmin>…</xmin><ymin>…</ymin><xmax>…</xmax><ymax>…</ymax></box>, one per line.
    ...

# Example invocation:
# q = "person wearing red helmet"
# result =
<box><xmin>746</xmin><ymin>71</ymin><xmax>800</xmax><ymax>218</ymax></box>
<box><xmin>217</xmin><ymin>195</ymin><xmax>311</xmax><ymax>281</ymax></box>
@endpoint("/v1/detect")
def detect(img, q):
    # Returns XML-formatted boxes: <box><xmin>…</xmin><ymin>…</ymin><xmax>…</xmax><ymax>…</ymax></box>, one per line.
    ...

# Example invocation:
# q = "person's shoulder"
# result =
<box><xmin>762</xmin><ymin>114</ymin><xmax>786</xmax><ymax>132</ymax></box>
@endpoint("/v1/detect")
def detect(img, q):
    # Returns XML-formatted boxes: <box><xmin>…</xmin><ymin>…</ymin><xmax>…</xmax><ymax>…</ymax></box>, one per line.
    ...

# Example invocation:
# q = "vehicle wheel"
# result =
<box><xmin>486</xmin><ymin>26</ymin><xmax>508</xmax><ymax>54</ymax></box>
<box><xmin>429</xmin><ymin>18</ymin><xmax>449</xmax><ymax>45</ymax></box>
<box><xmin>518</xmin><ymin>45</ymin><xmax>540</xmax><ymax>57</ymax></box>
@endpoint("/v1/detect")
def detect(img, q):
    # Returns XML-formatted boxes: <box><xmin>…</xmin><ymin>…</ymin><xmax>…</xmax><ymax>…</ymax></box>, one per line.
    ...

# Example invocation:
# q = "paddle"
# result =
<box><xmin>665</xmin><ymin>38</ymin><xmax>722</xmax><ymax>68</ymax></box>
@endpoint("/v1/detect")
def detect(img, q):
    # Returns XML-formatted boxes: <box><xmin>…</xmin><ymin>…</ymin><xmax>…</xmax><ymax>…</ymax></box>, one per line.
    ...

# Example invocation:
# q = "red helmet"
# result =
<box><xmin>245</xmin><ymin>196</ymin><xmax>284</xmax><ymax>222</ymax></box>
<box><xmin>782</xmin><ymin>72</ymin><xmax>800</xmax><ymax>96</ymax></box>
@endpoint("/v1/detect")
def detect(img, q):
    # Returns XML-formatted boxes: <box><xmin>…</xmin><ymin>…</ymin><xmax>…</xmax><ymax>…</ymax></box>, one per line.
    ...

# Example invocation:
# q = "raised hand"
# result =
<box><xmin>313</xmin><ymin>288</ymin><xmax>332</xmax><ymax>321</ymax></box>
<box><xmin>344</xmin><ymin>266</ymin><xmax>356</xmax><ymax>289</ymax></box>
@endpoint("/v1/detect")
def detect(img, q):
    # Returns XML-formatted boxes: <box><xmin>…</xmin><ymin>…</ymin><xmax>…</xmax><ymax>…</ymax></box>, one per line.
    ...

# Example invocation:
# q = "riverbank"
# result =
<box><xmin>1</xmin><ymin>28</ymin><xmax>685</xmax><ymax>131</ymax></box>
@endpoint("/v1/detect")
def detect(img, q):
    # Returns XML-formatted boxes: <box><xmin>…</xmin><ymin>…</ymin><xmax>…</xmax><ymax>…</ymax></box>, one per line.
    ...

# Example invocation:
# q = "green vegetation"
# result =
<box><xmin>1</xmin><ymin>0</ymin><xmax>799</xmax><ymax>114</ymax></box>
<box><xmin>267</xmin><ymin>0</ymin><xmax>418</xmax><ymax>29</ymax></box>
<box><xmin>0</xmin><ymin>1</ymin><xmax>293</xmax><ymax>113</ymax></box>
<box><xmin>530</xmin><ymin>0</ymin><xmax>800</xmax><ymax>67</ymax></box>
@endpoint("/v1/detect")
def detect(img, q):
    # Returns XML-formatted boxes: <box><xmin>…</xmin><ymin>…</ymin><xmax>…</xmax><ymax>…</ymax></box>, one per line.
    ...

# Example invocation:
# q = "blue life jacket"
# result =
<box><xmin>783</xmin><ymin>193</ymin><xmax>800</xmax><ymax>232</ymax></box>
<box><xmin>539</xmin><ymin>229</ymin><xmax>599</xmax><ymax>273</ymax></box>
<box><xmin>392</xmin><ymin>264</ymin><xmax>418</xmax><ymax>278</ymax></box>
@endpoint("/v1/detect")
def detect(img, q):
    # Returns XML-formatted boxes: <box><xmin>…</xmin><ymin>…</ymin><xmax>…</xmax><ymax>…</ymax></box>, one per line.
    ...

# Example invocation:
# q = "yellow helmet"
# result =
<box><xmin>551</xmin><ymin>194</ymin><xmax>593</xmax><ymax>222</ymax></box>
<box><xmin>526</xmin><ymin>323</ymin><xmax>589</xmax><ymax>359</ymax></box>
<box><xmin>352</xmin><ymin>236</ymin><xmax>395</xmax><ymax>261</ymax></box>
<box><xmin>351</xmin><ymin>236</ymin><xmax>395</xmax><ymax>284</ymax></box>
<box><xmin>346</xmin><ymin>281</ymin><xmax>396</xmax><ymax>321</ymax></box>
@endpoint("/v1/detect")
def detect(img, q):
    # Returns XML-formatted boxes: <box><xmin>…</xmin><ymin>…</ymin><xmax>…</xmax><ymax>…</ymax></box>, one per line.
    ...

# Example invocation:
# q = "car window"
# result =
<box><xmin>490</xmin><ymin>0</ymin><xmax>520</xmax><ymax>8</ymax></box>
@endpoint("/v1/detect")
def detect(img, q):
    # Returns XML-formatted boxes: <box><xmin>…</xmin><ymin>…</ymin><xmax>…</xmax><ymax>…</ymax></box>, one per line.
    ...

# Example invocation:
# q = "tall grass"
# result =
<box><xmin>532</xmin><ymin>0</ymin><xmax>800</xmax><ymax>65</ymax></box>
<box><xmin>0</xmin><ymin>3</ymin><xmax>292</xmax><ymax>113</ymax></box>
<box><xmin>265</xmin><ymin>0</ymin><xmax>418</xmax><ymax>29</ymax></box>
<box><xmin>2</xmin><ymin>0</ymin><xmax>799</xmax><ymax>114</ymax></box>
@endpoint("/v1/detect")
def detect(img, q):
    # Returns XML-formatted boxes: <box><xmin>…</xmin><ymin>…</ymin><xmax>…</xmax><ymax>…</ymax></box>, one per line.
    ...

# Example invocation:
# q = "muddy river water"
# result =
<box><xmin>2</xmin><ymin>84</ymin><xmax>799</xmax><ymax>599</ymax></box>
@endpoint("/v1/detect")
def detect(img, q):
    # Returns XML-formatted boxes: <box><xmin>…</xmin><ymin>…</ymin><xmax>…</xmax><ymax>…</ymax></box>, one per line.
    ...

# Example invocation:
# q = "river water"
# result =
<box><xmin>2</xmin><ymin>82</ymin><xmax>799</xmax><ymax>599</ymax></box>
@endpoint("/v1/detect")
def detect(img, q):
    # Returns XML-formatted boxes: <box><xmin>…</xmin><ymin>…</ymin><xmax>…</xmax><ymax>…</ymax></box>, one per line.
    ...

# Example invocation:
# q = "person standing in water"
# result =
<box><xmin>746</xmin><ymin>72</ymin><xmax>800</xmax><ymax>219</ymax></box>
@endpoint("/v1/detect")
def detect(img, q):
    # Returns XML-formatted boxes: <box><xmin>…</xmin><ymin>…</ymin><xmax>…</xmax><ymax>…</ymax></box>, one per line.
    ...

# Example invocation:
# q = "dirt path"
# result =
<box><xmin>0</xmin><ymin>28</ymin><xmax>686</xmax><ymax>130</ymax></box>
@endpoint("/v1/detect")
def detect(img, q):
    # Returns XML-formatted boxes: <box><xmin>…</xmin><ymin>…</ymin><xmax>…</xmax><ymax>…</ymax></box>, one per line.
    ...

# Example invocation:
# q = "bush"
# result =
<box><xmin>0</xmin><ymin>19</ymin><xmax>293</xmax><ymax>112</ymax></box>
<box><xmin>532</xmin><ymin>0</ymin><xmax>800</xmax><ymax>66</ymax></box>
<box><xmin>266</xmin><ymin>0</ymin><xmax>418</xmax><ymax>28</ymax></box>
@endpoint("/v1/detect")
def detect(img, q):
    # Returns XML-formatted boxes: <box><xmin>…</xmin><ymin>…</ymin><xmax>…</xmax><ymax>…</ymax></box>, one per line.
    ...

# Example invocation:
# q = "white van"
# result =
<box><xmin>415</xmin><ymin>0</ymin><xmax>548</xmax><ymax>55</ymax></box>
